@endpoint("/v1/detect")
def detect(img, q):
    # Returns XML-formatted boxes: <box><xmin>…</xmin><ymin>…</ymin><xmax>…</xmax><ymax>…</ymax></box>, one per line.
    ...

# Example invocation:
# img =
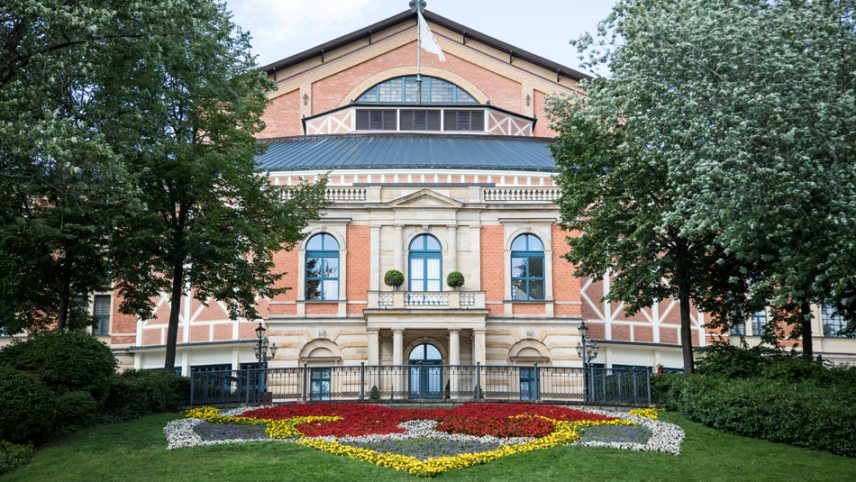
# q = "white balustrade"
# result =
<box><xmin>460</xmin><ymin>292</ymin><xmax>476</xmax><ymax>307</ymax></box>
<box><xmin>483</xmin><ymin>187</ymin><xmax>560</xmax><ymax>202</ymax></box>
<box><xmin>405</xmin><ymin>292</ymin><xmax>449</xmax><ymax>307</ymax></box>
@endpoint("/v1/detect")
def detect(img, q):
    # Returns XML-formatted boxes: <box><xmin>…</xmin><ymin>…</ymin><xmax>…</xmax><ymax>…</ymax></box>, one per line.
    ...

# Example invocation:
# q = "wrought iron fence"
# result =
<box><xmin>190</xmin><ymin>364</ymin><xmax>652</xmax><ymax>407</ymax></box>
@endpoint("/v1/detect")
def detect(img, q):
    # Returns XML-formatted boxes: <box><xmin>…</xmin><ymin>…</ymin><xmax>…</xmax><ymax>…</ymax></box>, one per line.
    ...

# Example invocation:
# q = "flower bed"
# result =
<box><xmin>165</xmin><ymin>403</ymin><xmax>685</xmax><ymax>476</ymax></box>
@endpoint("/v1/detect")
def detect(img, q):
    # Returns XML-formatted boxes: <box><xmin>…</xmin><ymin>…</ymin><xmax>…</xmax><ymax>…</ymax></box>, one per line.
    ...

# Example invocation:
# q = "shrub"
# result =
<box><xmin>0</xmin><ymin>330</ymin><xmax>116</xmax><ymax>400</ymax></box>
<box><xmin>54</xmin><ymin>390</ymin><xmax>99</xmax><ymax>435</ymax></box>
<box><xmin>384</xmin><ymin>270</ymin><xmax>404</xmax><ymax>289</ymax></box>
<box><xmin>0</xmin><ymin>441</ymin><xmax>33</xmax><ymax>476</ymax></box>
<box><xmin>105</xmin><ymin>370</ymin><xmax>189</xmax><ymax>421</ymax></box>
<box><xmin>369</xmin><ymin>385</ymin><xmax>380</xmax><ymax>400</ymax></box>
<box><xmin>0</xmin><ymin>367</ymin><xmax>57</xmax><ymax>444</ymax></box>
<box><xmin>446</xmin><ymin>271</ymin><xmax>465</xmax><ymax>289</ymax></box>
<box><xmin>668</xmin><ymin>374</ymin><xmax>856</xmax><ymax>457</ymax></box>
<box><xmin>651</xmin><ymin>373</ymin><xmax>683</xmax><ymax>409</ymax></box>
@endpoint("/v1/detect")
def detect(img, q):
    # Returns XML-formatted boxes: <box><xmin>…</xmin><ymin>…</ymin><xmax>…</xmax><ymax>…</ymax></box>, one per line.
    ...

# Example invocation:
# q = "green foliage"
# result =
<box><xmin>94</xmin><ymin>0</ymin><xmax>327</xmax><ymax>371</ymax></box>
<box><xmin>0</xmin><ymin>367</ymin><xmax>57</xmax><ymax>444</ymax></box>
<box><xmin>384</xmin><ymin>270</ymin><xmax>405</xmax><ymax>288</ymax></box>
<box><xmin>0</xmin><ymin>330</ymin><xmax>116</xmax><ymax>400</ymax></box>
<box><xmin>53</xmin><ymin>391</ymin><xmax>99</xmax><ymax>436</ymax></box>
<box><xmin>564</xmin><ymin>0</ymin><xmax>856</xmax><ymax>354</ymax></box>
<box><xmin>667</xmin><ymin>375</ymin><xmax>856</xmax><ymax>457</ymax></box>
<box><xmin>0</xmin><ymin>441</ymin><xmax>33</xmax><ymax>476</ymax></box>
<box><xmin>0</xmin><ymin>0</ymin><xmax>163</xmax><ymax>332</ymax></box>
<box><xmin>446</xmin><ymin>271</ymin><xmax>465</xmax><ymax>289</ymax></box>
<box><xmin>444</xmin><ymin>380</ymin><xmax>451</xmax><ymax>399</ymax></box>
<box><xmin>369</xmin><ymin>385</ymin><xmax>380</xmax><ymax>400</ymax></box>
<box><xmin>104</xmin><ymin>371</ymin><xmax>189</xmax><ymax>421</ymax></box>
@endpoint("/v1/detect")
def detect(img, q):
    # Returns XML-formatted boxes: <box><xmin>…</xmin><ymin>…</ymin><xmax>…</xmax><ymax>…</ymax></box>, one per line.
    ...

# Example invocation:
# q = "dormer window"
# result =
<box><xmin>356</xmin><ymin>76</ymin><xmax>477</xmax><ymax>104</ymax></box>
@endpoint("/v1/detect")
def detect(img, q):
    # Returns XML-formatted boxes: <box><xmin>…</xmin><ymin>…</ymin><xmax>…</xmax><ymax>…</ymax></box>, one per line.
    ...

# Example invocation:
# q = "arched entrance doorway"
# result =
<box><xmin>408</xmin><ymin>343</ymin><xmax>443</xmax><ymax>399</ymax></box>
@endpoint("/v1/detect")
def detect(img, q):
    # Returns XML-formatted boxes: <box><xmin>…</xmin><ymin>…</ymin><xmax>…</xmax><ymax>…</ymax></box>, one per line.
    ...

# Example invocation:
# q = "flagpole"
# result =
<box><xmin>416</xmin><ymin>4</ymin><xmax>422</xmax><ymax>104</ymax></box>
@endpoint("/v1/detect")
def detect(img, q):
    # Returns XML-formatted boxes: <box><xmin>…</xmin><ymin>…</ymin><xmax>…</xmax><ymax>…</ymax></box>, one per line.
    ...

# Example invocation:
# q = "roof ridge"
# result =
<box><xmin>257</xmin><ymin>9</ymin><xmax>590</xmax><ymax>82</ymax></box>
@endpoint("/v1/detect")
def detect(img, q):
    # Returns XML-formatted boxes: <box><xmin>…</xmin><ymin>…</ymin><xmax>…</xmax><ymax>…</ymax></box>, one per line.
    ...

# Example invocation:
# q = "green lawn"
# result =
<box><xmin>3</xmin><ymin>412</ymin><xmax>854</xmax><ymax>481</ymax></box>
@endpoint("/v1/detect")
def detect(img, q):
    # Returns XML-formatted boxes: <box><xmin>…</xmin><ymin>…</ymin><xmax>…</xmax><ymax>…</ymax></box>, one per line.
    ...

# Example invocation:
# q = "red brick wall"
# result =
<box><xmin>259</xmin><ymin>89</ymin><xmax>301</xmax><ymax>138</ymax></box>
<box><xmin>533</xmin><ymin>90</ymin><xmax>556</xmax><ymax>138</ymax></box>
<box><xmin>346</xmin><ymin>225</ymin><xmax>370</xmax><ymax>302</ymax></box>
<box><xmin>271</xmin><ymin>248</ymin><xmax>299</xmax><ymax>302</ymax></box>
<box><xmin>512</xmin><ymin>303</ymin><xmax>545</xmax><ymax>315</ymax></box>
<box><xmin>305</xmin><ymin>303</ymin><xmax>338</xmax><ymax>315</ymax></box>
<box><xmin>308</xmin><ymin>42</ymin><xmax>523</xmax><ymax>117</ymax></box>
<box><xmin>481</xmin><ymin>226</ymin><xmax>505</xmax><ymax>315</ymax></box>
<box><xmin>551</xmin><ymin>226</ymin><xmax>579</xmax><ymax>316</ymax></box>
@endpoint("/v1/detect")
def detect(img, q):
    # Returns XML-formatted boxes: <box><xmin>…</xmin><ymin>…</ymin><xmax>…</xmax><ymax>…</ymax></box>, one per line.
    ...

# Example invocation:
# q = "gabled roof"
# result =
<box><xmin>258</xmin><ymin>9</ymin><xmax>590</xmax><ymax>82</ymax></box>
<box><xmin>255</xmin><ymin>134</ymin><xmax>558</xmax><ymax>173</ymax></box>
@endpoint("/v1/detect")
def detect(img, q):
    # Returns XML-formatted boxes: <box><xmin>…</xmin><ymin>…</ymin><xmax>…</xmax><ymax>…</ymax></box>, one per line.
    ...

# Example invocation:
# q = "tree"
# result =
<box><xmin>564</xmin><ymin>0</ymin><xmax>856</xmax><ymax>359</ymax></box>
<box><xmin>98</xmin><ymin>0</ymin><xmax>327</xmax><ymax>372</ymax></box>
<box><xmin>0</xmin><ymin>1</ymin><xmax>161</xmax><ymax>332</ymax></box>
<box><xmin>549</xmin><ymin>96</ymin><xmax>759</xmax><ymax>374</ymax></box>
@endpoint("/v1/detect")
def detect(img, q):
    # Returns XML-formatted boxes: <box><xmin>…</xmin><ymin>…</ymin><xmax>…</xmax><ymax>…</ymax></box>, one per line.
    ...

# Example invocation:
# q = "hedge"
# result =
<box><xmin>659</xmin><ymin>374</ymin><xmax>856</xmax><ymax>457</ymax></box>
<box><xmin>0</xmin><ymin>330</ymin><xmax>116</xmax><ymax>400</ymax></box>
<box><xmin>0</xmin><ymin>367</ymin><xmax>58</xmax><ymax>444</ymax></box>
<box><xmin>104</xmin><ymin>370</ymin><xmax>190</xmax><ymax>421</ymax></box>
<box><xmin>0</xmin><ymin>441</ymin><xmax>33</xmax><ymax>476</ymax></box>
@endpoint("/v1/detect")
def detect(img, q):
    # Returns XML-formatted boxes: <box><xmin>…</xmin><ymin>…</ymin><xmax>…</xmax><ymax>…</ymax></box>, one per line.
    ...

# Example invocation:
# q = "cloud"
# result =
<box><xmin>227</xmin><ymin>0</ymin><xmax>395</xmax><ymax>66</ymax></box>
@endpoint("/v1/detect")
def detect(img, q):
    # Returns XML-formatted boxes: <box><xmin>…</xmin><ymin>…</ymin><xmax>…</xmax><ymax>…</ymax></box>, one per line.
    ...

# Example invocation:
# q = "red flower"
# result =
<box><xmin>242</xmin><ymin>403</ymin><xmax>615</xmax><ymax>438</ymax></box>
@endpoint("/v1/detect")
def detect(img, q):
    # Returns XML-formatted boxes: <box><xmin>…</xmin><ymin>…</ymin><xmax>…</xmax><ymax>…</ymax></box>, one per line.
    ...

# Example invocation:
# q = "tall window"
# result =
<box><xmin>305</xmin><ymin>233</ymin><xmax>340</xmax><ymax>300</ymax></box>
<box><xmin>93</xmin><ymin>295</ymin><xmax>111</xmax><ymax>336</ymax></box>
<box><xmin>356</xmin><ymin>76</ymin><xmax>477</xmax><ymax>104</ymax></box>
<box><xmin>409</xmin><ymin>234</ymin><xmax>442</xmax><ymax>292</ymax></box>
<box><xmin>511</xmin><ymin>234</ymin><xmax>545</xmax><ymax>301</ymax></box>
<box><xmin>751</xmin><ymin>310</ymin><xmax>768</xmax><ymax>336</ymax></box>
<box><xmin>823</xmin><ymin>304</ymin><xmax>851</xmax><ymax>338</ymax></box>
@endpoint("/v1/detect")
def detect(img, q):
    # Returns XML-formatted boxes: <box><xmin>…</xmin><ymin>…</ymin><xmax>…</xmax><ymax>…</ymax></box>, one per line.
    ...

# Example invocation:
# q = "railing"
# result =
<box><xmin>483</xmin><ymin>187</ymin><xmax>560</xmax><ymax>202</ymax></box>
<box><xmin>190</xmin><ymin>364</ymin><xmax>651</xmax><ymax>407</ymax></box>
<box><xmin>367</xmin><ymin>291</ymin><xmax>486</xmax><ymax>309</ymax></box>
<box><xmin>282</xmin><ymin>187</ymin><xmax>367</xmax><ymax>202</ymax></box>
<box><xmin>325</xmin><ymin>187</ymin><xmax>366</xmax><ymax>201</ymax></box>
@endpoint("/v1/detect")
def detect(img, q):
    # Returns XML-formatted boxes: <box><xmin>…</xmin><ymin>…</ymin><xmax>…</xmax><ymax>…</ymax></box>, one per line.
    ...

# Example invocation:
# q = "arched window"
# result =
<box><xmin>356</xmin><ymin>75</ymin><xmax>477</xmax><ymax>104</ymax></box>
<box><xmin>409</xmin><ymin>234</ymin><xmax>442</xmax><ymax>292</ymax></box>
<box><xmin>511</xmin><ymin>234</ymin><xmax>545</xmax><ymax>301</ymax></box>
<box><xmin>305</xmin><ymin>233</ymin><xmax>339</xmax><ymax>300</ymax></box>
<box><xmin>409</xmin><ymin>343</ymin><xmax>442</xmax><ymax>362</ymax></box>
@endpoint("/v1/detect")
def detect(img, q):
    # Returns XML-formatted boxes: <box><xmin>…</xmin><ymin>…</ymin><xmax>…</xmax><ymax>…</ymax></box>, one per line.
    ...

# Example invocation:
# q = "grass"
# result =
<box><xmin>3</xmin><ymin>412</ymin><xmax>855</xmax><ymax>481</ymax></box>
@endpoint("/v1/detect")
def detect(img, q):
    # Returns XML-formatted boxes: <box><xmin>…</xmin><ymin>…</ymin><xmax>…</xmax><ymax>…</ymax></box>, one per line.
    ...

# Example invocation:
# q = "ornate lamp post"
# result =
<box><xmin>254</xmin><ymin>321</ymin><xmax>278</xmax><ymax>393</ymax></box>
<box><xmin>576</xmin><ymin>321</ymin><xmax>599</xmax><ymax>402</ymax></box>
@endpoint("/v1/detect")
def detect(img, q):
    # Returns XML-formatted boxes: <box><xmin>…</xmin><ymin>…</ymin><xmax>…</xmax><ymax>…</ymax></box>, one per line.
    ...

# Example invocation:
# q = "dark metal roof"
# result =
<box><xmin>256</xmin><ymin>134</ymin><xmax>558</xmax><ymax>173</ymax></box>
<box><xmin>259</xmin><ymin>10</ymin><xmax>590</xmax><ymax>82</ymax></box>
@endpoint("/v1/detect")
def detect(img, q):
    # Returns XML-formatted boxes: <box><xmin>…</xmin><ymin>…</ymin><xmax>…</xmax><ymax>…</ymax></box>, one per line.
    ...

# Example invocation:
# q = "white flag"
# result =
<box><xmin>418</xmin><ymin>10</ymin><xmax>445</xmax><ymax>62</ymax></box>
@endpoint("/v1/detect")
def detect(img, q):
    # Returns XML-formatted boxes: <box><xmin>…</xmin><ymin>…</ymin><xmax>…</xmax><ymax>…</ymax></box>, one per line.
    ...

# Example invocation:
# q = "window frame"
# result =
<box><xmin>92</xmin><ymin>294</ymin><xmax>111</xmax><ymax>336</ymax></box>
<box><xmin>408</xmin><ymin>234</ymin><xmax>443</xmax><ymax>292</ymax></box>
<box><xmin>305</xmin><ymin>233</ymin><xmax>340</xmax><ymax>301</ymax></box>
<box><xmin>356</xmin><ymin>75</ymin><xmax>477</xmax><ymax>105</ymax></box>
<box><xmin>822</xmin><ymin>304</ymin><xmax>851</xmax><ymax>338</ymax></box>
<box><xmin>510</xmin><ymin>234</ymin><xmax>546</xmax><ymax>301</ymax></box>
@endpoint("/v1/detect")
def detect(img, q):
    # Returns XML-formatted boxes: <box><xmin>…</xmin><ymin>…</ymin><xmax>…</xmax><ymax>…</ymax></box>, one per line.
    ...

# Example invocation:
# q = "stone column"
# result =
<box><xmin>367</xmin><ymin>329</ymin><xmax>380</xmax><ymax>365</ymax></box>
<box><xmin>394</xmin><ymin>225</ymin><xmax>404</xmax><ymax>272</ymax></box>
<box><xmin>473</xmin><ymin>329</ymin><xmax>486</xmax><ymax>365</ymax></box>
<box><xmin>449</xmin><ymin>329</ymin><xmax>461</xmax><ymax>398</ymax></box>
<box><xmin>392</xmin><ymin>329</ymin><xmax>405</xmax><ymax>399</ymax></box>
<box><xmin>447</xmin><ymin>225</ymin><xmax>458</xmax><ymax>274</ymax></box>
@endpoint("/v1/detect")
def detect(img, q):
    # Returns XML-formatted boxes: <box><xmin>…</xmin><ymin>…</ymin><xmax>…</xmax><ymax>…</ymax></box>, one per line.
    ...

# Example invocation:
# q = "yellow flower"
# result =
<box><xmin>628</xmin><ymin>408</ymin><xmax>659</xmax><ymax>420</ymax></box>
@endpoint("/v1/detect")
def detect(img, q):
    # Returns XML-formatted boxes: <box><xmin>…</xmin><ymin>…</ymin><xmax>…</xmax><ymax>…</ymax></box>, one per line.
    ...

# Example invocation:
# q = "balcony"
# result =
<box><xmin>367</xmin><ymin>291</ymin><xmax>486</xmax><ymax>310</ymax></box>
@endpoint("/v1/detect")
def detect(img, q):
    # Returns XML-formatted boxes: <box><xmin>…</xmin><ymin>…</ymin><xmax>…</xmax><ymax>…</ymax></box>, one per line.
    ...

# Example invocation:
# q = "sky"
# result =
<box><xmin>224</xmin><ymin>0</ymin><xmax>617</xmax><ymax>75</ymax></box>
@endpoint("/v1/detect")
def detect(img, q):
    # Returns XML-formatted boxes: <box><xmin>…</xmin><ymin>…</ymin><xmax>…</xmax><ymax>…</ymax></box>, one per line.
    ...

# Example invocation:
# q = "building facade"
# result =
<box><xmin>6</xmin><ymin>8</ymin><xmax>853</xmax><ymax>378</ymax></box>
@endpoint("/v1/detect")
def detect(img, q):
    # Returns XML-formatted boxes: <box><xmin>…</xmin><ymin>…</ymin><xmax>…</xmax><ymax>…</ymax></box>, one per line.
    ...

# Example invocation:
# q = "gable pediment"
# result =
<box><xmin>388</xmin><ymin>189</ymin><xmax>463</xmax><ymax>209</ymax></box>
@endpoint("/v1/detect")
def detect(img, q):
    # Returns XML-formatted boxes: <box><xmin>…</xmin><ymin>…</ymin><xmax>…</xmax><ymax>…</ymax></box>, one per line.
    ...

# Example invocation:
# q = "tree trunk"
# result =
<box><xmin>678</xmin><ymin>287</ymin><xmax>695</xmax><ymax>374</ymax></box>
<box><xmin>56</xmin><ymin>267</ymin><xmax>71</xmax><ymax>331</ymax></box>
<box><xmin>163</xmin><ymin>262</ymin><xmax>184</xmax><ymax>372</ymax></box>
<box><xmin>800</xmin><ymin>301</ymin><xmax>813</xmax><ymax>360</ymax></box>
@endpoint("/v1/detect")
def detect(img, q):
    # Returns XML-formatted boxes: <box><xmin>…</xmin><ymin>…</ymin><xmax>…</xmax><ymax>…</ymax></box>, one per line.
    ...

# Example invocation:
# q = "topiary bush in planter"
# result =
<box><xmin>369</xmin><ymin>385</ymin><xmax>380</xmax><ymax>400</ymax></box>
<box><xmin>384</xmin><ymin>269</ymin><xmax>404</xmax><ymax>290</ymax></box>
<box><xmin>446</xmin><ymin>271</ymin><xmax>465</xmax><ymax>289</ymax></box>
